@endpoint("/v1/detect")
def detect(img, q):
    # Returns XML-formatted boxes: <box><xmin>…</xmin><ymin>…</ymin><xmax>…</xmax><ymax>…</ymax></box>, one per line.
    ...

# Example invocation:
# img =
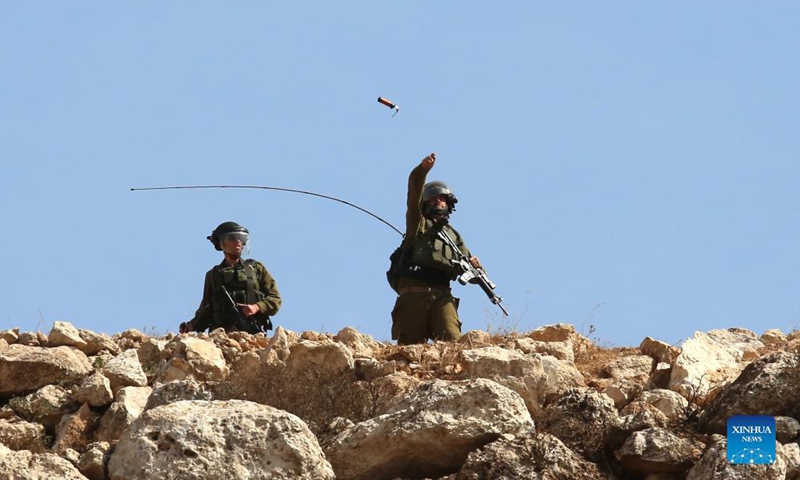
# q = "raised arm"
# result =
<box><xmin>403</xmin><ymin>153</ymin><xmax>435</xmax><ymax>244</ymax></box>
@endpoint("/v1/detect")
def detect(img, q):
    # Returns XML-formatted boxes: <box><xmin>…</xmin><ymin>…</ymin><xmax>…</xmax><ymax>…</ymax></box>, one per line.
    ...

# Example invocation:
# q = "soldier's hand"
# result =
<box><xmin>239</xmin><ymin>303</ymin><xmax>261</xmax><ymax>317</ymax></box>
<box><xmin>179</xmin><ymin>320</ymin><xmax>193</xmax><ymax>334</ymax></box>
<box><xmin>469</xmin><ymin>256</ymin><xmax>482</xmax><ymax>269</ymax></box>
<box><xmin>420</xmin><ymin>153</ymin><xmax>436</xmax><ymax>171</ymax></box>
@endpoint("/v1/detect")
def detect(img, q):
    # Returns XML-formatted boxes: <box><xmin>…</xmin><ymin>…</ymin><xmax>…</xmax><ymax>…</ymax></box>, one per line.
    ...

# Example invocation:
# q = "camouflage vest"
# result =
<box><xmin>209</xmin><ymin>259</ymin><xmax>265</xmax><ymax>329</ymax></box>
<box><xmin>403</xmin><ymin>220</ymin><xmax>463</xmax><ymax>284</ymax></box>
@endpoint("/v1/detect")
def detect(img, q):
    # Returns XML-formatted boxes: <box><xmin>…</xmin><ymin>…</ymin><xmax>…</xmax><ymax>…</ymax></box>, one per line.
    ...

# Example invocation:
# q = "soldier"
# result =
<box><xmin>180</xmin><ymin>221</ymin><xmax>281</xmax><ymax>334</ymax></box>
<box><xmin>390</xmin><ymin>153</ymin><xmax>481</xmax><ymax>344</ymax></box>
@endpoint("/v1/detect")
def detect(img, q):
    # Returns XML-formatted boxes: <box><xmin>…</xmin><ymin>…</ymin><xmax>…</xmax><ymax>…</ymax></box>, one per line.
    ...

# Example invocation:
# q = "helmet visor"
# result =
<box><xmin>221</xmin><ymin>231</ymin><xmax>249</xmax><ymax>245</ymax></box>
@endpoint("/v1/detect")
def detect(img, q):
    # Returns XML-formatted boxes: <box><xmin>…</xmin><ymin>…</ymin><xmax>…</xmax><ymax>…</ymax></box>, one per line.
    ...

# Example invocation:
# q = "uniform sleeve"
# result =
<box><xmin>403</xmin><ymin>164</ymin><xmax>428</xmax><ymax>247</ymax></box>
<box><xmin>192</xmin><ymin>270</ymin><xmax>215</xmax><ymax>332</ymax></box>
<box><xmin>256</xmin><ymin>262</ymin><xmax>282</xmax><ymax>316</ymax></box>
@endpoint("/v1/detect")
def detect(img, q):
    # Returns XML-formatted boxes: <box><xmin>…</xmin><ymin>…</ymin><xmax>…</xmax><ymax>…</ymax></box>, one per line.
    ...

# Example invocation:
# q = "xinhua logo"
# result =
<box><xmin>727</xmin><ymin>415</ymin><xmax>776</xmax><ymax>464</ymax></box>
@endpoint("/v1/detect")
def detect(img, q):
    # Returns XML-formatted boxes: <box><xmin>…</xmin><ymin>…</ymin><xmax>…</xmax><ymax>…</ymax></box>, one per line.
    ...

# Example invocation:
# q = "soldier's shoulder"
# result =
<box><xmin>245</xmin><ymin>258</ymin><xmax>269</xmax><ymax>270</ymax></box>
<box><xmin>446</xmin><ymin>224</ymin><xmax>467</xmax><ymax>242</ymax></box>
<box><xmin>445</xmin><ymin>223</ymin><xmax>462</xmax><ymax>235</ymax></box>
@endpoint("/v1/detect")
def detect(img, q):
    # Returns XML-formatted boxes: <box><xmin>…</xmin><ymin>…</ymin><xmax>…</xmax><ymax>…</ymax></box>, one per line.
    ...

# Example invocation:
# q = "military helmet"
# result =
<box><xmin>423</xmin><ymin>180</ymin><xmax>458</xmax><ymax>206</ymax></box>
<box><xmin>208</xmin><ymin>221</ymin><xmax>249</xmax><ymax>251</ymax></box>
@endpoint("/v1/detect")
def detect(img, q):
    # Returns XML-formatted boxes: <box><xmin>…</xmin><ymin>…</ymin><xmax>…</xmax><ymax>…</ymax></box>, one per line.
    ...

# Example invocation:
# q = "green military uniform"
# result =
<box><xmin>391</xmin><ymin>164</ymin><xmax>472</xmax><ymax>344</ymax></box>
<box><xmin>191</xmin><ymin>258</ymin><xmax>281</xmax><ymax>333</ymax></box>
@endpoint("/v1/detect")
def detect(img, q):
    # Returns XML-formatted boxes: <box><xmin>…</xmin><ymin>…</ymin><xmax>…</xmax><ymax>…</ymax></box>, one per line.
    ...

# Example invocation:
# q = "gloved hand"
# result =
<box><xmin>179</xmin><ymin>319</ymin><xmax>195</xmax><ymax>334</ymax></box>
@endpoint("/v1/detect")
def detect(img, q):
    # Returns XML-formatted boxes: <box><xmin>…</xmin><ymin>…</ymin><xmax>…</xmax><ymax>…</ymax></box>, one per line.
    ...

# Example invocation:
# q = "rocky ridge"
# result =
<box><xmin>1</xmin><ymin>321</ymin><xmax>799</xmax><ymax>479</ymax></box>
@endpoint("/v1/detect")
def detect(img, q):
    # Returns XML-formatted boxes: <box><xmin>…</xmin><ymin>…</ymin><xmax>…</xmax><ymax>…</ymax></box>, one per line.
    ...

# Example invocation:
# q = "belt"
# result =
<box><xmin>398</xmin><ymin>286</ymin><xmax>450</xmax><ymax>295</ymax></box>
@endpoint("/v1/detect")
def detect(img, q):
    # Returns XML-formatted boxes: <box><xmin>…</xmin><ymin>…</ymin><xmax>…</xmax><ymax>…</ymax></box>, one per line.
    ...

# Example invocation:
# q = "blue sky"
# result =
<box><xmin>1</xmin><ymin>3</ymin><xmax>798</xmax><ymax>347</ymax></box>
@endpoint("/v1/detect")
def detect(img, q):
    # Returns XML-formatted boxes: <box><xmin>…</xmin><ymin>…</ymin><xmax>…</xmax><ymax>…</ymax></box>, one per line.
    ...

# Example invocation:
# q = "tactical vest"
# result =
<box><xmin>402</xmin><ymin>220</ymin><xmax>463</xmax><ymax>285</ymax></box>
<box><xmin>209</xmin><ymin>259</ymin><xmax>267</xmax><ymax>331</ymax></box>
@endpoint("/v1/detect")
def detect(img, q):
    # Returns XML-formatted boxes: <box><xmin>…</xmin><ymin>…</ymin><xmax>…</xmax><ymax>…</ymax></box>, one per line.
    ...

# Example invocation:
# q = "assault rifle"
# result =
<box><xmin>219</xmin><ymin>286</ymin><xmax>251</xmax><ymax>332</ymax></box>
<box><xmin>437</xmin><ymin>229</ymin><xmax>509</xmax><ymax>316</ymax></box>
<box><xmin>219</xmin><ymin>286</ymin><xmax>272</xmax><ymax>333</ymax></box>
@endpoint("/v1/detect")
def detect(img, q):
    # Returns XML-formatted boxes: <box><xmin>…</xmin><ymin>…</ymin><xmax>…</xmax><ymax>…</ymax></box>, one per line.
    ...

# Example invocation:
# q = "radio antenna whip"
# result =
<box><xmin>131</xmin><ymin>185</ymin><xmax>403</xmax><ymax>236</ymax></box>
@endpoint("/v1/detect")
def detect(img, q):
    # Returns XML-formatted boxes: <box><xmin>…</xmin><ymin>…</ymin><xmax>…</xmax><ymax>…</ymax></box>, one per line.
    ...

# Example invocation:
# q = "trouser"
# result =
<box><xmin>391</xmin><ymin>289</ymin><xmax>462</xmax><ymax>345</ymax></box>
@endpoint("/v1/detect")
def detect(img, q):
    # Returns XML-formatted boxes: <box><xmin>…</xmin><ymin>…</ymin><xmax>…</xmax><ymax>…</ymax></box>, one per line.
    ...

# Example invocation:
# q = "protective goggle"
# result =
<box><xmin>222</xmin><ymin>232</ymin><xmax>249</xmax><ymax>245</ymax></box>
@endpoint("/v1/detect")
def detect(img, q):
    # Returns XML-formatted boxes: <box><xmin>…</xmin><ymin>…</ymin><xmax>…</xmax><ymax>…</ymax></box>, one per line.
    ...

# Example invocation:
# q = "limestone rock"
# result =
<box><xmin>777</xmin><ymin>416</ymin><xmax>800</xmax><ymax>444</ymax></box>
<box><xmin>78</xmin><ymin>443</ymin><xmax>109</xmax><ymax>480</ymax></box>
<box><xmin>112</xmin><ymin>329</ymin><xmax>150</xmax><ymax>350</ymax></box>
<box><xmin>529</xmin><ymin>323</ymin><xmax>578</xmax><ymax>342</ymax></box>
<box><xmin>48</xmin><ymin>321</ymin><xmax>89</xmax><ymax>350</ymax></box>
<box><xmin>0</xmin><ymin>417</ymin><xmax>47</xmax><ymax>452</ymax></box>
<box><xmin>528</xmin><ymin>323</ymin><xmax>592</xmax><ymax>355</ymax></box>
<box><xmin>8</xmin><ymin>384</ymin><xmax>76</xmax><ymax>430</ymax></box>
<box><xmin>208</xmin><ymin>329</ymin><xmax>245</xmax><ymax>362</ymax></box>
<box><xmin>266</xmin><ymin>326</ymin><xmax>298</xmax><ymax>361</ymax></box>
<box><xmin>353</xmin><ymin>357</ymin><xmax>396</xmax><ymax>381</ymax></box>
<box><xmin>608</xmin><ymin>408</ymin><xmax>670</xmax><ymax>451</ymax></box>
<box><xmin>108</xmin><ymin>399</ymin><xmax>334</xmax><ymax>480</ymax></box>
<box><xmin>604</xmin><ymin>384</ymin><xmax>630</xmax><ymax>409</ymax></box>
<box><xmin>457</xmin><ymin>330</ymin><xmax>493</xmax><ymax>348</ymax></box>
<box><xmin>103</xmin><ymin>348</ymin><xmax>148</xmax><ymax>392</ymax></box>
<box><xmin>136</xmin><ymin>338</ymin><xmax>167</xmax><ymax>370</ymax></box>
<box><xmin>539</xmin><ymin>388</ymin><xmax>622</xmax><ymax>460</ymax></box>
<box><xmin>73</xmin><ymin>372</ymin><xmax>114</xmax><ymax>407</ymax></box>
<box><xmin>0</xmin><ymin>444</ymin><xmax>88</xmax><ymax>479</ymax></box>
<box><xmin>640</xmin><ymin>337</ymin><xmax>680</xmax><ymax>364</ymax></box>
<box><xmin>325</xmin><ymin>378</ymin><xmax>533</xmax><ymax>480</ymax></box>
<box><xmin>761</xmin><ymin>329</ymin><xmax>787</xmax><ymax>347</ymax></box>
<box><xmin>159</xmin><ymin>336</ymin><xmax>228</xmax><ymax>383</ymax></box>
<box><xmin>62</xmin><ymin>447</ymin><xmax>81</xmax><ymax>464</ymax></box>
<box><xmin>515</xmin><ymin>337</ymin><xmax>575</xmax><ymax>363</ymax></box>
<box><xmin>783</xmin><ymin>442</ymin><xmax>800</xmax><ymax>480</ymax></box>
<box><xmin>669</xmin><ymin>328</ymin><xmax>764</xmax><ymax>404</ymax></box>
<box><xmin>16</xmin><ymin>331</ymin><xmax>43</xmax><ymax>346</ymax></box>
<box><xmin>145</xmin><ymin>379</ymin><xmax>215</xmax><ymax>410</ymax></box>
<box><xmin>686</xmin><ymin>438</ymin><xmax>786</xmax><ymax>480</ymax></box>
<box><xmin>385</xmin><ymin>344</ymin><xmax>429</xmax><ymax>365</ymax></box>
<box><xmin>53</xmin><ymin>402</ymin><xmax>101</xmax><ymax>454</ymax></box>
<box><xmin>96</xmin><ymin>386</ymin><xmax>152</xmax><ymax>444</ymax></box>
<box><xmin>79</xmin><ymin>329</ymin><xmax>121</xmax><ymax>356</ymax></box>
<box><xmin>601</xmin><ymin>354</ymin><xmax>652</xmax><ymax>407</ymax></box>
<box><xmin>287</xmin><ymin>339</ymin><xmax>355</xmax><ymax>374</ymax></box>
<box><xmin>648</xmin><ymin>362</ymin><xmax>672</xmax><ymax>389</ymax></box>
<box><xmin>334</xmin><ymin>327</ymin><xmax>383</xmax><ymax>358</ymax></box>
<box><xmin>605</xmin><ymin>354</ymin><xmax>654</xmax><ymax>382</ymax></box>
<box><xmin>624</xmin><ymin>389</ymin><xmax>689</xmax><ymax>422</ymax></box>
<box><xmin>136</xmin><ymin>338</ymin><xmax>167</xmax><ymax>381</ymax></box>
<box><xmin>698</xmin><ymin>352</ymin><xmax>800</xmax><ymax>434</ymax></box>
<box><xmin>615</xmin><ymin>427</ymin><xmax>700</xmax><ymax>475</ymax></box>
<box><xmin>0</xmin><ymin>329</ymin><xmax>19</xmax><ymax>345</ymax></box>
<box><xmin>458</xmin><ymin>346</ymin><xmax>584</xmax><ymax>411</ymax></box>
<box><xmin>0</xmin><ymin>344</ymin><xmax>92</xmax><ymax>397</ymax></box>
<box><xmin>456</xmin><ymin>431</ymin><xmax>613</xmax><ymax>480</ymax></box>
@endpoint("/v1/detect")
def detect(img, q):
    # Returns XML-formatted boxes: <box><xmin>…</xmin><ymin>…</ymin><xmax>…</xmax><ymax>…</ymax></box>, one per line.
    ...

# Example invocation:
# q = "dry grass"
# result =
<box><xmin>574</xmin><ymin>345</ymin><xmax>639</xmax><ymax>389</ymax></box>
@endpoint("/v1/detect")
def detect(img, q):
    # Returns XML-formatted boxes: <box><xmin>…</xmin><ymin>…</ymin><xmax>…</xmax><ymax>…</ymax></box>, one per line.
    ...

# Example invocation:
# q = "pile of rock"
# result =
<box><xmin>1</xmin><ymin>321</ymin><xmax>799</xmax><ymax>479</ymax></box>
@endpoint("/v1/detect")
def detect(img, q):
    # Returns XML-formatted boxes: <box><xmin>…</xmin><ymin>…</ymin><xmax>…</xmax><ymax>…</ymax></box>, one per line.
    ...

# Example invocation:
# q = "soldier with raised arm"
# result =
<box><xmin>390</xmin><ymin>153</ymin><xmax>482</xmax><ymax>344</ymax></box>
